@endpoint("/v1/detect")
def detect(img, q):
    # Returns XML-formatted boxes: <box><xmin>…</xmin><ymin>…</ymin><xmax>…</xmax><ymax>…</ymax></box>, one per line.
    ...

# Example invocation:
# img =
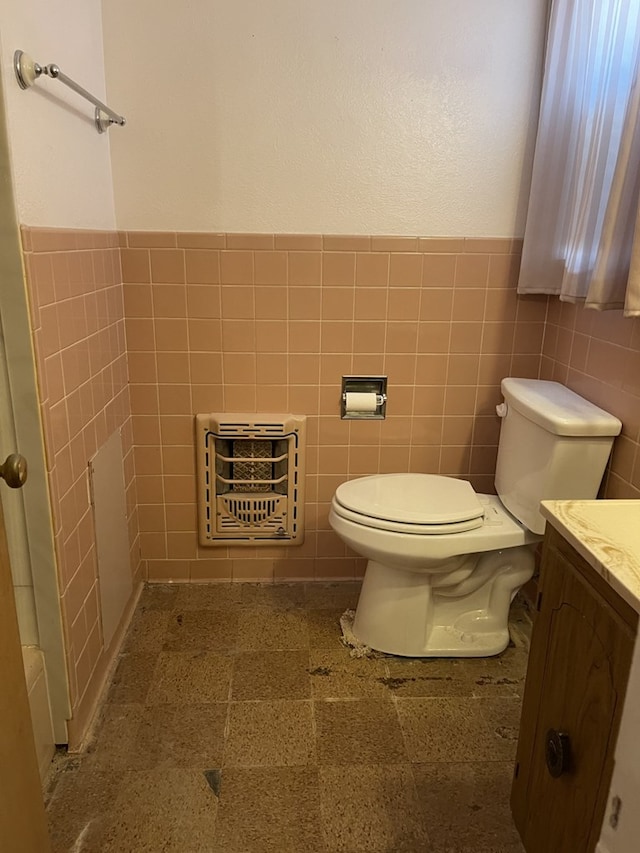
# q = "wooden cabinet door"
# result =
<box><xmin>512</xmin><ymin>532</ymin><xmax>636</xmax><ymax>853</ymax></box>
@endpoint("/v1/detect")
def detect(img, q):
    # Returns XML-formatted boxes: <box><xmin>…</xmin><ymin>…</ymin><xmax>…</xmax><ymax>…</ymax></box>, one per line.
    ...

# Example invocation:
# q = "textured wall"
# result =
<box><xmin>103</xmin><ymin>0</ymin><xmax>546</xmax><ymax>234</ymax></box>
<box><xmin>0</xmin><ymin>0</ymin><xmax>116</xmax><ymax>228</ymax></box>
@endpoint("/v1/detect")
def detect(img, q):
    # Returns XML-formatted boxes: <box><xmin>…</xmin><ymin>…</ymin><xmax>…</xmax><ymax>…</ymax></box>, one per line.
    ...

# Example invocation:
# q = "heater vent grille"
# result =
<box><xmin>196</xmin><ymin>413</ymin><xmax>306</xmax><ymax>545</ymax></box>
<box><xmin>229</xmin><ymin>440</ymin><xmax>274</xmax><ymax>492</ymax></box>
<box><xmin>216</xmin><ymin>421</ymin><xmax>287</xmax><ymax>436</ymax></box>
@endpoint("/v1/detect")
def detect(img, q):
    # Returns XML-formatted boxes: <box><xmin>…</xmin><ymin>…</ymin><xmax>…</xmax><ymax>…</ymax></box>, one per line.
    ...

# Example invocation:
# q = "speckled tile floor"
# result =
<box><xmin>46</xmin><ymin>582</ymin><xmax>530</xmax><ymax>852</ymax></box>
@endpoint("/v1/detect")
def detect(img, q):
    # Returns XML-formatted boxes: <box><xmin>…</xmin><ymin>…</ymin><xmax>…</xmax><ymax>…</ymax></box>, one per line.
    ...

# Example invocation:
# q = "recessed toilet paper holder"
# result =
<box><xmin>341</xmin><ymin>375</ymin><xmax>387</xmax><ymax>420</ymax></box>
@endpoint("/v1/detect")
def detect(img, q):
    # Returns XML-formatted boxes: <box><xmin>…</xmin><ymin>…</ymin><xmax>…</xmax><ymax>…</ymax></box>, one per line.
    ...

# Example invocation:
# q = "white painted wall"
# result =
<box><xmin>103</xmin><ymin>0</ymin><xmax>547</xmax><ymax>236</ymax></box>
<box><xmin>0</xmin><ymin>0</ymin><xmax>116</xmax><ymax>228</ymax></box>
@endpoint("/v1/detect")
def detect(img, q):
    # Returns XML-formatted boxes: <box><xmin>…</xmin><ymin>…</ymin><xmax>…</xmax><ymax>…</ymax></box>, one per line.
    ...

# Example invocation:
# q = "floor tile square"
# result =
<box><xmin>396</xmin><ymin>698</ymin><xmax>500</xmax><ymax>763</ymax></box>
<box><xmin>412</xmin><ymin>762</ymin><xmax>524</xmax><ymax>852</ymax></box>
<box><xmin>462</xmin><ymin>646</ymin><xmax>529</xmax><ymax>699</ymax></box>
<box><xmin>307</xmin><ymin>609</ymin><xmax>347</xmax><ymax>650</ymax></box>
<box><xmin>310</xmin><ymin>649</ymin><xmax>389</xmax><ymax>698</ymax></box>
<box><xmin>47</xmin><ymin>770</ymin><xmax>122</xmax><ymax>853</ymax></box>
<box><xmin>138</xmin><ymin>584</ymin><xmax>179</xmax><ymax>611</ymax></box>
<box><xmin>173</xmin><ymin>583</ymin><xmax>243</xmax><ymax>611</ymax></box>
<box><xmin>319</xmin><ymin>764</ymin><xmax>431</xmax><ymax>852</ymax></box>
<box><xmin>106</xmin><ymin>649</ymin><xmax>160</xmax><ymax>704</ymax></box>
<box><xmin>231</xmin><ymin>650</ymin><xmax>311</xmax><ymax>700</ymax></box>
<box><xmin>96</xmin><ymin>769</ymin><xmax>218</xmax><ymax>852</ymax></box>
<box><xmin>121</xmin><ymin>609</ymin><xmax>171</xmax><ymax>655</ymax></box>
<box><xmin>304</xmin><ymin>581</ymin><xmax>361</xmax><ymax>610</ymax></box>
<box><xmin>82</xmin><ymin>704</ymin><xmax>148</xmax><ymax>772</ymax></box>
<box><xmin>214</xmin><ymin>767</ymin><xmax>325</xmax><ymax>852</ymax></box>
<box><xmin>385</xmin><ymin>656</ymin><xmax>472</xmax><ymax>698</ymax></box>
<box><xmin>224</xmin><ymin>700</ymin><xmax>315</xmax><ymax>767</ymax></box>
<box><xmin>133</xmin><ymin>703</ymin><xmax>228</xmax><ymax>768</ymax></box>
<box><xmin>477</xmin><ymin>698</ymin><xmax>523</xmax><ymax>761</ymax></box>
<box><xmin>163</xmin><ymin>609</ymin><xmax>239</xmax><ymax>651</ymax></box>
<box><xmin>238</xmin><ymin>607</ymin><xmax>309</xmax><ymax>650</ymax></box>
<box><xmin>315</xmin><ymin>699</ymin><xmax>407</xmax><ymax>765</ymax></box>
<box><xmin>240</xmin><ymin>582</ymin><xmax>306</xmax><ymax>609</ymax></box>
<box><xmin>147</xmin><ymin>652</ymin><xmax>232</xmax><ymax>704</ymax></box>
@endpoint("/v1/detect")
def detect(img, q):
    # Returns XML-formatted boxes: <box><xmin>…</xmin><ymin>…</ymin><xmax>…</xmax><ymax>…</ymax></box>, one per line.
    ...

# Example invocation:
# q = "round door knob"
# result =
<box><xmin>545</xmin><ymin>729</ymin><xmax>571</xmax><ymax>777</ymax></box>
<box><xmin>0</xmin><ymin>453</ymin><xmax>28</xmax><ymax>489</ymax></box>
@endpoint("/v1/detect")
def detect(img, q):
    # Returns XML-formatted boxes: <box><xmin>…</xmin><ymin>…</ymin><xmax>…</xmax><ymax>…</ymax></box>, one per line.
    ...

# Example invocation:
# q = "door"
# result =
<box><xmin>0</xmin><ymin>491</ymin><xmax>50</xmax><ymax>851</ymax></box>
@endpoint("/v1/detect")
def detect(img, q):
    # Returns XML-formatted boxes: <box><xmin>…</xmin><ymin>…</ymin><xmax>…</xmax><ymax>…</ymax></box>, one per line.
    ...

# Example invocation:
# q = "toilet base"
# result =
<box><xmin>352</xmin><ymin>546</ymin><xmax>535</xmax><ymax>657</ymax></box>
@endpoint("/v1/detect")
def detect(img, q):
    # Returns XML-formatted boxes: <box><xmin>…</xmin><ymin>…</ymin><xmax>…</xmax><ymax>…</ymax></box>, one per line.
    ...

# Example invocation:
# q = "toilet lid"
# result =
<box><xmin>334</xmin><ymin>474</ymin><xmax>484</xmax><ymax>526</ymax></box>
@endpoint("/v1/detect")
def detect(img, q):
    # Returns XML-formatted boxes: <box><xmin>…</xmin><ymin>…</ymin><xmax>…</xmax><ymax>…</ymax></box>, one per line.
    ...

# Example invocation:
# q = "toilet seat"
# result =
<box><xmin>333</xmin><ymin>473</ymin><xmax>485</xmax><ymax>535</ymax></box>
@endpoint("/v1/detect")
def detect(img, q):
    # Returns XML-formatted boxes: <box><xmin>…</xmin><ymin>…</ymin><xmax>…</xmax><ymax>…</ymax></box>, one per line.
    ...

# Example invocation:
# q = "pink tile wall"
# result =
<box><xmin>121</xmin><ymin>231</ymin><xmax>548</xmax><ymax>582</ymax></box>
<box><xmin>23</xmin><ymin>223</ymin><xmax>640</xmax><ymax>721</ymax></box>
<box><xmin>541</xmin><ymin>299</ymin><xmax>640</xmax><ymax>499</ymax></box>
<box><xmin>22</xmin><ymin>226</ymin><xmax>141</xmax><ymax>721</ymax></box>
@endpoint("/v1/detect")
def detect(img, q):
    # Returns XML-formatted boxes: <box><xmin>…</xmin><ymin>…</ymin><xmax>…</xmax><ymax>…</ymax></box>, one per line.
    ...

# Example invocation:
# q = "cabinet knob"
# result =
<box><xmin>545</xmin><ymin>729</ymin><xmax>571</xmax><ymax>777</ymax></box>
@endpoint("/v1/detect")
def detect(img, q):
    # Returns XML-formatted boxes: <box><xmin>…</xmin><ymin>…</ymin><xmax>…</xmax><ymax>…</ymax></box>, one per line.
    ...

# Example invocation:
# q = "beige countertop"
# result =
<box><xmin>541</xmin><ymin>500</ymin><xmax>640</xmax><ymax>614</ymax></box>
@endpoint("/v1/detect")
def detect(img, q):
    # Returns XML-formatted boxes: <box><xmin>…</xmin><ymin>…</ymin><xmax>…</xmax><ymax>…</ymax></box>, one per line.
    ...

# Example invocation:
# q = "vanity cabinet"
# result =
<box><xmin>511</xmin><ymin>525</ymin><xmax>638</xmax><ymax>853</ymax></box>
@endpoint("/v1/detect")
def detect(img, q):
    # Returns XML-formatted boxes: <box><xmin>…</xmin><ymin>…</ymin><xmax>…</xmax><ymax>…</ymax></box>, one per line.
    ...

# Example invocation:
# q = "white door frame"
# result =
<box><xmin>0</xmin><ymin>75</ymin><xmax>70</xmax><ymax>742</ymax></box>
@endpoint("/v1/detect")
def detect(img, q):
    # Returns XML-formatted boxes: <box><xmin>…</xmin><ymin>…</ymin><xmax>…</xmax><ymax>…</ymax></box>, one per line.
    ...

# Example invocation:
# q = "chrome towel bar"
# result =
<box><xmin>14</xmin><ymin>49</ymin><xmax>126</xmax><ymax>134</ymax></box>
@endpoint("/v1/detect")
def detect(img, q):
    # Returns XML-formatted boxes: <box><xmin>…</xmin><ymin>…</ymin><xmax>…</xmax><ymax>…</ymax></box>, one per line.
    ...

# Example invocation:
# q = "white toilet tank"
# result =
<box><xmin>494</xmin><ymin>378</ymin><xmax>622</xmax><ymax>535</ymax></box>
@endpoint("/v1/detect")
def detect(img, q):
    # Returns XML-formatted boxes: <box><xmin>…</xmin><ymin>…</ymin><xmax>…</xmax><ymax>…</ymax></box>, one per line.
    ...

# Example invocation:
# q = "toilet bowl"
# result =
<box><xmin>330</xmin><ymin>476</ymin><xmax>539</xmax><ymax>656</ymax></box>
<box><xmin>329</xmin><ymin>378</ymin><xmax>622</xmax><ymax>658</ymax></box>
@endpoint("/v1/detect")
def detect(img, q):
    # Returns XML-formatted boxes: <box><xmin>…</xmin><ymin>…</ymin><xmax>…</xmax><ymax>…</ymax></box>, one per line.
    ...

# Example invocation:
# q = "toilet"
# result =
<box><xmin>329</xmin><ymin>378</ymin><xmax>622</xmax><ymax>657</ymax></box>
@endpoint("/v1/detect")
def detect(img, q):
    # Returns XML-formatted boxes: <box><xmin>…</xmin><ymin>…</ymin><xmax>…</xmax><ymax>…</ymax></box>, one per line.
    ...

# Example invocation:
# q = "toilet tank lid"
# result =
<box><xmin>501</xmin><ymin>378</ymin><xmax>622</xmax><ymax>437</ymax></box>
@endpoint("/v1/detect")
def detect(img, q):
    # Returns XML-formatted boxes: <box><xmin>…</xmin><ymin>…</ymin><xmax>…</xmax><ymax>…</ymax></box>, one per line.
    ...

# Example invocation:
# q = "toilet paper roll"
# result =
<box><xmin>344</xmin><ymin>392</ymin><xmax>378</xmax><ymax>413</ymax></box>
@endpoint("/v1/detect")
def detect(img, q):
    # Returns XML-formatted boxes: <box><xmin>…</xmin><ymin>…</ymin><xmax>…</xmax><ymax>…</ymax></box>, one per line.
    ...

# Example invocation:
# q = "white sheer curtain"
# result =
<box><xmin>518</xmin><ymin>0</ymin><xmax>640</xmax><ymax>317</ymax></box>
